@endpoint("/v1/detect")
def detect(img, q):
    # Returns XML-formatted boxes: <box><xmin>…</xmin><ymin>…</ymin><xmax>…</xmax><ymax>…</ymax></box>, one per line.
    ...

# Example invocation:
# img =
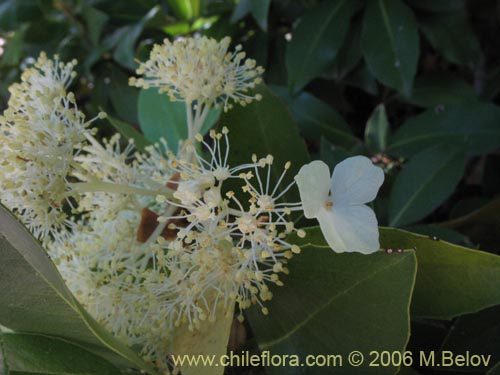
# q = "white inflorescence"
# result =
<box><xmin>0</xmin><ymin>44</ymin><xmax>385</xmax><ymax>373</ymax></box>
<box><xmin>129</xmin><ymin>36</ymin><xmax>264</xmax><ymax>111</ymax></box>
<box><xmin>0</xmin><ymin>53</ymin><xmax>104</xmax><ymax>241</ymax></box>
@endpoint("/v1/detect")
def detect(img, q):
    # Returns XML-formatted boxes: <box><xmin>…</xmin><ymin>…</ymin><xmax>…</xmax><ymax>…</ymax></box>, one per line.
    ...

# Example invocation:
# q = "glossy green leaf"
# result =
<box><xmin>0</xmin><ymin>205</ymin><xmax>156</xmax><ymax>374</ymax></box>
<box><xmin>388</xmin><ymin>145</ymin><xmax>465</xmax><ymax>227</ymax></box>
<box><xmin>247</xmin><ymin>228</ymin><xmax>416</xmax><ymax>375</ymax></box>
<box><xmin>418</xmin><ymin>10</ymin><xmax>480</xmax><ymax>66</ymax></box>
<box><xmin>365</xmin><ymin>104</ymin><xmax>389</xmax><ymax>153</ymax></box>
<box><xmin>219</xmin><ymin>84</ymin><xmax>310</xmax><ymax>202</ymax></box>
<box><xmin>271</xmin><ymin>86</ymin><xmax>359</xmax><ymax>149</ymax></box>
<box><xmin>388</xmin><ymin>102</ymin><xmax>500</xmax><ymax>157</ymax></box>
<box><xmin>379</xmin><ymin>227</ymin><xmax>500</xmax><ymax>319</ymax></box>
<box><xmin>361</xmin><ymin>0</ymin><xmax>419</xmax><ymax>95</ymax></box>
<box><xmin>406</xmin><ymin>73</ymin><xmax>478</xmax><ymax>108</ymax></box>
<box><xmin>2</xmin><ymin>333</ymin><xmax>120</xmax><ymax>375</ymax></box>
<box><xmin>106</xmin><ymin>115</ymin><xmax>151</xmax><ymax>153</ymax></box>
<box><xmin>286</xmin><ymin>0</ymin><xmax>360</xmax><ymax>93</ymax></box>
<box><xmin>138</xmin><ymin>88</ymin><xmax>221</xmax><ymax>153</ymax></box>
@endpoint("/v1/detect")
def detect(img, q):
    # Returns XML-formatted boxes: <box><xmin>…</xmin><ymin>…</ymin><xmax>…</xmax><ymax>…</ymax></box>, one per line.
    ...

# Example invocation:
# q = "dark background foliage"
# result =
<box><xmin>1</xmin><ymin>1</ymin><xmax>500</xmax><ymax>374</ymax></box>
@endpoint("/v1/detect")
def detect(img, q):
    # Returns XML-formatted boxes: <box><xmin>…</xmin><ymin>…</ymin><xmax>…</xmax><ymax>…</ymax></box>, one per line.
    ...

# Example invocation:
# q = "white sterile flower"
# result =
<box><xmin>295</xmin><ymin>156</ymin><xmax>384</xmax><ymax>254</ymax></box>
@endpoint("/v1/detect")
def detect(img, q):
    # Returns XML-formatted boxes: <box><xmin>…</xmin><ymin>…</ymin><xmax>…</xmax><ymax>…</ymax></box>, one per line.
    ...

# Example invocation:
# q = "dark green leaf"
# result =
<box><xmin>440</xmin><ymin>305</ymin><xmax>500</xmax><ymax>372</ymax></box>
<box><xmin>406</xmin><ymin>73</ymin><xmax>478</xmax><ymax>108</ymax></box>
<box><xmin>106</xmin><ymin>115</ymin><xmax>151</xmax><ymax>154</ymax></box>
<box><xmin>2</xmin><ymin>333</ymin><xmax>120</xmax><ymax>375</ymax></box>
<box><xmin>388</xmin><ymin>102</ymin><xmax>500</xmax><ymax>157</ymax></box>
<box><xmin>81</xmin><ymin>5</ymin><xmax>109</xmax><ymax>46</ymax></box>
<box><xmin>406</xmin><ymin>225</ymin><xmax>472</xmax><ymax>247</ymax></box>
<box><xmin>361</xmin><ymin>0</ymin><xmax>419</xmax><ymax>95</ymax></box>
<box><xmin>109</xmin><ymin>68</ymin><xmax>139</xmax><ymax>124</ymax></box>
<box><xmin>0</xmin><ymin>205</ymin><xmax>156</xmax><ymax>374</ymax></box>
<box><xmin>440</xmin><ymin>198</ymin><xmax>500</xmax><ymax>252</ymax></box>
<box><xmin>286</xmin><ymin>0</ymin><xmax>360</xmax><ymax>93</ymax></box>
<box><xmin>219</xmin><ymin>84</ymin><xmax>309</xmax><ymax>202</ymax></box>
<box><xmin>325</xmin><ymin>19</ymin><xmax>363</xmax><ymax>80</ymax></box>
<box><xmin>379</xmin><ymin>227</ymin><xmax>500</xmax><ymax>319</ymax></box>
<box><xmin>388</xmin><ymin>145</ymin><xmax>465</xmax><ymax>227</ymax></box>
<box><xmin>113</xmin><ymin>7</ymin><xmax>159</xmax><ymax>70</ymax></box>
<box><xmin>319</xmin><ymin>137</ymin><xmax>354</xmax><ymax>169</ymax></box>
<box><xmin>418</xmin><ymin>10</ymin><xmax>480</xmax><ymax>66</ymax></box>
<box><xmin>138</xmin><ymin>88</ymin><xmax>220</xmax><ymax>153</ymax></box>
<box><xmin>250</xmin><ymin>0</ymin><xmax>270</xmax><ymax>31</ymax></box>
<box><xmin>248</xmin><ymin>229</ymin><xmax>416</xmax><ymax>375</ymax></box>
<box><xmin>365</xmin><ymin>104</ymin><xmax>389</xmax><ymax>153</ymax></box>
<box><xmin>344</xmin><ymin>64</ymin><xmax>379</xmax><ymax>95</ymax></box>
<box><xmin>271</xmin><ymin>86</ymin><xmax>359</xmax><ymax>149</ymax></box>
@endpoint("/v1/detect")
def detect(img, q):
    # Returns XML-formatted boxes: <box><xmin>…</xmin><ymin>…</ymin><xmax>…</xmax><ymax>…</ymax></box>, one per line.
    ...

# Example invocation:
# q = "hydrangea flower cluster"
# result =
<box><xmin>0</xmin><ymin>53</ymin><xmax>105</xmax><ymax>241</ymax></box>
<box><xmin>0</xmin><ymin>36</ymin><xmax>385</xmax><ymax>372</ymax></box>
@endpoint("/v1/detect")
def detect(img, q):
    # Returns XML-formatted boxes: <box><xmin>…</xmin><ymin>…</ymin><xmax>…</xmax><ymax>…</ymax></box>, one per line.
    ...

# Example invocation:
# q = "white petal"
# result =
<box><xmin>316</xmin><ymin>204</ymin><xmax>380</xmax><ymax>254</ymax></box>
<box><xmin>331</xmin><ymin>156</ymin><xmax>385</xmax><ymax>206</ymax></box>
<box><xmin>295</xmin><ymin>160</ymin><xmax>331</xmax><ymax>218</ymax></box>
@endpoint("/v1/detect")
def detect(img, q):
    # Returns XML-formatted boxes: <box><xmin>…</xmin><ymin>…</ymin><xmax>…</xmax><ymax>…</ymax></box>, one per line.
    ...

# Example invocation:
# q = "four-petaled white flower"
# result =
<box><xmin>295</xmin><ymin>156</ymin><xmax>384</xmax><ymax>254</ymax></box>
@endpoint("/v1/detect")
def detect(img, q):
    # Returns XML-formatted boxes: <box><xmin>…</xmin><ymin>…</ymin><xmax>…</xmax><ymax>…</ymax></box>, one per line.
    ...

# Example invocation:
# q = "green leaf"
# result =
<box><xmin>365</xmin><ymin>104</ymin><xmax>389</xmax><ymax>153</ymax></box>
<box><xmin>113</xmin><ymin>6</ymin><xmax>158</xmax><ymax>70</ymax></box>
<box><xmin>379</xmin><ymin>227</ymin><xmax>500</xmax><ymax>319</ymax></box>
<box><xmin>326</xmin><ymin>19</ymin><xmax>363</xmax><ymax>80</ymax></box>
<box><xmin>138</xmin><ymin>88</ymin><xmax>221</xmax><ymax>153</ymax></box>
<box><xmin>387</xmin><ymin>102</ymin><xmax>500</xmax><ymax>157</ymax></box>
<box><xmin>320</xmin><ymin>137</ymin><xmax>354</xmax><ymax>170</ymax></box>
<box><xmin>440</xmin><ymin>198</ymin><xmax>500</xmax><ymax>252</ymax></box>
<box><xmin>106</xmin><ymin>115</ymin><xmax>151</xmax><ymax>154</ymax></box>
<box><xmin>81</xmin><ymin>5</ymin><xmax>109</xmax><ymax>46</ymax></box>
<box><xmin>2</xmin><ymin>333</ymin><xmax>120</xmax><ymax>375</ymax></box>
<box><xmin>271</xmin><ymin>86</ymin><xmax>359</xmax><ymax>149</ymax></box>
<box><xmin>218</xmin><ymin>84</ymin><xmax>310</xmax><ymax>202</ymax></box>
<box><xmin>388</xmin><ymin>145</ymin><xmax>465</xmax><ymax>227</ymax></box>
<box><xmin>440</xmin><ymin>305</ymin><xmax>500</xmax><ymax>372</ymax></box>
<box><xmin>109</xmin><ymin>68</ymin><xmax>139</xmax><ymax>124</ymax></box>
<box><xmin>247</xmin><ymin>229</ymin><xmax>417</xmax><ymax>375</ymax></box>
<box><xmin>286</xmin><ymin>0</ymin><xmax>360</xmax><ymax>93</ymax></box>
<box><xmin>406</xmin><ymin>73</ymin><xmax>478</xmax><ymax>108</ymax></box>
<box><xmin>0</xmin><ymin>205</ymin><xmax>156</xmax><ymax>374</ymax></box>
<box><xmin>166</xmin><ymin>0</ymin><xmax>198</xmax><ymax>20</ymax></box>
<box><xmin>344</xmin><ymin>64</ymin><xmax>379</xmax><ymax>95</ymax></box>
<box><xmin>250</xmin><ymin>0</ymin><xmax>270</xmax><ymax>31</ymax></box>
<box><xmin>418</xmin><ymin>10</ymin><xmax>480</xmax><ymax>66</ymax></box>
<box><xmin>361</xmin><ymin>0</ymin><xmax>419</xmax><ymax>96</ymax></box>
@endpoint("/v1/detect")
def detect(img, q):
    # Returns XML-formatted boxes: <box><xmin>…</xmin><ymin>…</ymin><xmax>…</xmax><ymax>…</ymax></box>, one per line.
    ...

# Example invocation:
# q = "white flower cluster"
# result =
<box><xmin>0</xmin><ymin>39</ymin><xmax>385</xmax><ymax>373</ymax></box>
<box><xmin>0</xmin><ymin>53</ymin><xmax>104</xmax><ymax>241</ymax></box>
<box><xmin>129</xmin><ymin>36</ymin><xmax>264</xmax><ymax>111</ymax></box>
